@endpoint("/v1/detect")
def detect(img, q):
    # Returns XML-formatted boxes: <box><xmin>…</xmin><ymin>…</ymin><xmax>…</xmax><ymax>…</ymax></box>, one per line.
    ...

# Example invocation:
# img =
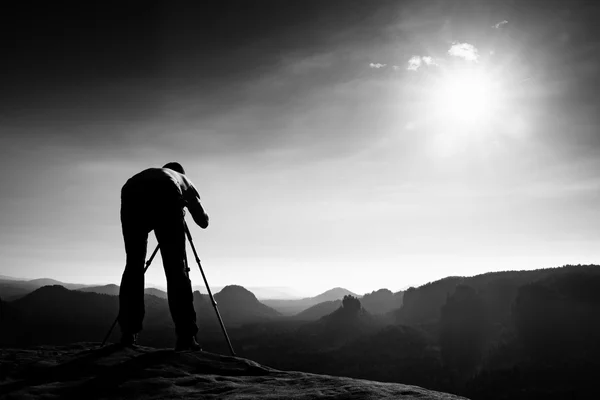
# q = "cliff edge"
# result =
<box><xmin>0</xmin><ymin>343</ymin><xmax>468</xmax><ymax>399</ymax></box>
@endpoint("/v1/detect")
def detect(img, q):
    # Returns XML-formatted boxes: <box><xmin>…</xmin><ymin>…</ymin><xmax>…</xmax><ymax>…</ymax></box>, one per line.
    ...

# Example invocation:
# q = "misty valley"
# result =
<box><xmin>2</xmin><ymin>264</ymin><xmax>600</xmax><ymax>399</ymax></box>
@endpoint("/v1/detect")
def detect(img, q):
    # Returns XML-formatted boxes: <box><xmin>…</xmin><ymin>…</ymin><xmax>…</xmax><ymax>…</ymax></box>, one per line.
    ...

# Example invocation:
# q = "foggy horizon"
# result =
<box><xmin>0</xmin><ymin>262</ymin><xmax>589</xmax><ymax>299</ymax></box>
<box><xmin>2</xmin><ymin>0</ymin><xmax>600</xmax><ymax>297</ymax></box>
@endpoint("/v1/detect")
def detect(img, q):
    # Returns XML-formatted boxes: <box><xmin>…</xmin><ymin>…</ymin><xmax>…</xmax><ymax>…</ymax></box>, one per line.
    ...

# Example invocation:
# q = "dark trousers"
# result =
<box><xmin>118</xmin><ymin>186</ymin><xmax>198</xmax><ymax>338</ymax></box>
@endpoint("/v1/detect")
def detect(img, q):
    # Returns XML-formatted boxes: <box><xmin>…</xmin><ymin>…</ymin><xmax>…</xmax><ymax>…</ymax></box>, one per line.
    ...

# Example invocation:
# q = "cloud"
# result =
<box><xmin>393</xmin><ymin>65</ymin><xmax>402</xmax><ymax>71</ymax></box>
<box><xmin>406</xmin><ymin>55</ymin><xmax>437</xmax><ymax>71</ymax></box>
<box><xmin>448</xmin><ymin>42</ymin><xmax>479</xmax><ymax>62</ymax></box>
<box><xmin>422</xmin><ymin>56</ymin><xmax>437</xmax><ymax>66</ymax></box>
<box><xmin>407</xmin><ymin>56</ymin><xmax>422</xmax><ymax>71</ymax></box>
<box><xmin>493</xmin><ymin>20</ymin><xmax>508</xmax><ymax>29</ymax></box>
<box><xmin>369</xmin><ymin>63</ymin><xmax>387</xmax><ymax>69</ymax></box>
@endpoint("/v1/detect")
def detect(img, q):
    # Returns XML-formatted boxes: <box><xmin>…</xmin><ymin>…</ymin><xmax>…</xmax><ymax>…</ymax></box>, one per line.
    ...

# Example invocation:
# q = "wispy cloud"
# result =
<box><xmin>493</xmin><ymin>20</ymin><xmax>508</xmax><ymax>29</ymax></box>
<box><xmin>448</xmin><ymin>42</ymin><xmax>479</xmax><ymax>62</ymax></box>
<box><xmin>369</xmin><ymin>62</ymin><xmax>387</xmax><ymax>69</ymax></box>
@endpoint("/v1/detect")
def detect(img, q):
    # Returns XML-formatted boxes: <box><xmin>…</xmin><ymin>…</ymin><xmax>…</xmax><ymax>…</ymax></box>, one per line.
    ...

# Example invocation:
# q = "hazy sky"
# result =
<box><xmin>2</xmin><ymin>0</ymin><xmax>600</xmax><ymax>296</ymax></box>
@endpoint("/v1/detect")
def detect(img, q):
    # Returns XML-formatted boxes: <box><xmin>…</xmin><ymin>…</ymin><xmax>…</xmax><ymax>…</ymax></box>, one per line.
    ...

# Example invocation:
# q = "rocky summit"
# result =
<box><xmin>0</xmin><ymin>343</ymin><xmax>468</xmax><ymax>399</ymax></box>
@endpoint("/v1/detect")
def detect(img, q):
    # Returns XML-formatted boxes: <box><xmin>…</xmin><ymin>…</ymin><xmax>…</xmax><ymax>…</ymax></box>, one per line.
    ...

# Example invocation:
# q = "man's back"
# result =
<box><xmin>122</xmin><ymin>167</ymin><xmax>208</xmax><ymax>229</ymax></box>
<box><xmin>124</xmin><ymin>167</ymin><xmax>182</xmax><ymax>192</ymax></box>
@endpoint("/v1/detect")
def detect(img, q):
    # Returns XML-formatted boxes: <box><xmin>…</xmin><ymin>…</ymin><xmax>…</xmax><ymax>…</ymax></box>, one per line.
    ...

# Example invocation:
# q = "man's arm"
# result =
<box><xmin>184</xmin><ymin>186</ymin><xmax>209</xmax><ymax>229</ymax></box>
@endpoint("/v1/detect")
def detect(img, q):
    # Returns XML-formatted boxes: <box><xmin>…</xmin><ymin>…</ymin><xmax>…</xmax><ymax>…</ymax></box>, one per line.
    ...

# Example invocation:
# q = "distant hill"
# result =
<box><xmin>193</xmin><ymin>285</ymin><xmax>225</xmax><ymax>294</ymax></box>
<box><xmin>264</xmin><ymin>287</ymin><xmax>404</xmax><ymax>317</ymax></box>
<box><xmin>78</xmin><ymin>285</ymin><xmax>168</xmax><ymax>299</ymax></box>
<box><xmin>26</xmin><ymin>278</ymin><xmax>68</xmax><ymax>287</ymax></box>
<box><xmin>245</xmin><ymin>287</ymin><xmax>304</xmax><ymax>300</ymax></box>
<box><xmin>360</xmin><ymin>289</ymin><xmax>404</xmax><ymax>315</ymax></box>
<box><xmin>0</xmin><ymin>277</ymin><xmax>169</xmax><ymax>302</ymax></box>
<box><xmin>293</xmin><ymin>300</ymin><xmax>342</xmax><ymax>321</ymax></box>
<box><xmin>0</xmin><ymin>284</ymin><xmax>282</xmax><ymax>347</ymax></box>
<box><xmin>397</xmin><ymin>264</ymin><xmax>600</xmax><ymax>325</ymax></box>
<box><xmin>263</xmin><ymin>287</ymin><xmax>358</xmax><ymax>316</ymax></box>
<box><xmin>0</xmin><ymin>278</ymin><xmax>92</xmax><ymax>301</ymax></box>
<box><xmin>78</xmin><ymin>284</ymin><xmax>120</xmax><ymax>296</ymax></box>
<box><xmin>194</xmin><ymin>286</ymin><xmax>303</xmax><ymax>300</ymax></box>
<box><xmin>211</xmin><ymin>285</ymin><xmax>281</xmax><ymax>326</ymax></box>
<box><xmin>0</xmin><ymin>285</ymin><xmax>177</xmax><ymax>347</ymax></box>
<box><xmin>298</xmin><ymin>296</ymin><xmax>383</xmax><ymax>347</ymax></box>
<box><xmin>144</xmin><ymin>287</ymin><xmax>168</xmax><ymax>299</ymax></box>
<box><xmin>0</xmin><ymin>277</ymin><xmax>90</xmax><ymax>289</ymax></box>
<box><xmin>312</xmin><ymin>288</ymin><xmax>358</xmax><ymax>303</ymax></box>
<box><xmin>1</xmin><ymin>285</ymin><xmax>123</xmax><ymax>346</ymax></box>
<box><xmin>0</xmin><ymin>282</ymin><xmax>31</xmax><ymax>301</ymax></box>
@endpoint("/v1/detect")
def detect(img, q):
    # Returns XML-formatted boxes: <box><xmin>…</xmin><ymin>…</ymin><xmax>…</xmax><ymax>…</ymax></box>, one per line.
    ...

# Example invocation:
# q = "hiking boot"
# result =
<box><xmin>120</xmin><ymin>332</ymin><xmax>138</xmax><ymax>347</ymax></box>
<box><xmin>175</xmin><ymin>336</ymin><xmax>202</xmax><ymax>351</ymax></box>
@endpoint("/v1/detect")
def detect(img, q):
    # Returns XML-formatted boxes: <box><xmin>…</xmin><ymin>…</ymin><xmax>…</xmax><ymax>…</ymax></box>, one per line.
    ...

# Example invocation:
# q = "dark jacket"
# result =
<box><xmin>122</xmin><ymin>168</ymin><xmax>209</xmax><ymax>229</ymax></box>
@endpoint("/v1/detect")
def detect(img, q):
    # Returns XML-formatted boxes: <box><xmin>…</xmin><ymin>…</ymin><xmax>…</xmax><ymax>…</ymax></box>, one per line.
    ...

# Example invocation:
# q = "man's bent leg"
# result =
<box><xmin>155</xmin><ymin>215</ymin><xmax>198</xmax><ymax>340</ymax></box>
<box><xmin>118</xmin><ymin>216</ymin><xmax>148</xmax><ymax>336</ymax></box>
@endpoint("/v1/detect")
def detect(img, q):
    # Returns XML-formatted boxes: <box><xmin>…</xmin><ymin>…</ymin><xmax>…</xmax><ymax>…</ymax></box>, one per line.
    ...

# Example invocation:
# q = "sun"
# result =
<box><xmin>410</xmin><ymin>63</ymin><xmax>511</xmax><ymax>157</ymax></box>
<box><xmin>431</xmin><ymin>66</ymin><xmax>501</xmax><ymax>126</ymax></box>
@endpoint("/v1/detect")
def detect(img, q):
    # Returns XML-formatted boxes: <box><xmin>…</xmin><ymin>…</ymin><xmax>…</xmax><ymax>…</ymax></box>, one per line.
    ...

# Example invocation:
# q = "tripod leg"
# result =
<box><xmin>184</xmin><ymin>221</ymin><xmax>236</xmax><ymax>356</ymax></box>
<box><xmin>101</xmin><ymin>317</ymin><xmax>119</xmax><ymax>347</ymax></box>
<box><xmin>100</xmin><ymin>244</ymin><xmax>160</xmax><ymax>347</ymax></box>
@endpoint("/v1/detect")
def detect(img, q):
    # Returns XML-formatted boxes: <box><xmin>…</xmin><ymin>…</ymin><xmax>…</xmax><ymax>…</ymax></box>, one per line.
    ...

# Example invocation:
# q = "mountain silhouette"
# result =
<box><xmin>78</xmin><ymin>284</ymin><xmax>168</xmax><ymax>299</ymax></box>
<box><xmin>78</xmin><ymin>284</ymin><xmax>120</xmax><ymax>296</ymax></box>
<box><xmin>144</xmin><ymin>287</ymin><xmax>168</xmax><ymax>299</ymax></box>
<box><xmin>293</xmin><ymin>300</ymin><xmax>342</xmax><ymax>320</ymax></box>
<box><xmin>0</xmin><ymin>284</ymin><xmax>283</xmax><ymax>348</ymax></box>
<box><xmin>243</xmin><ymin>286</ymin><xmax>304</xmax><ymax>300</ymax></box>
<box><xmin>0</xmin><ymin>282</ymin><xmax>31</xmax><ymax>301</ymax></box>
<box><xmin>312</xmin><ymin>287</ymin><xmax>358</xmax><ymax>303</ymax></box>
<box><xmin>0</xmin><ymin>285</ymin><xmax>176</xmax><ymax>347</ymax></box>
<box><xmin>360</xmin><ymin>288</ymin><xmax>404</xmax><ymax>314</ymax></box>
<box><xmin>263</xmin><ymin>287</ymin><xmax>404</xmax><ymax>317</ymax></box>
<box><xmin>25</xmin><ymin>278</ymin><xmax>72</xmax><ymax>287</ymax></box>
<box><xmin>1</xmin><ymin>285</ymin><xmax>120</xmax><ymax>346</ymax></box>
<box><xmin>0</xmin><ymin>277</ymin><xmax>91</xmax><ymax>301</ymax></box>
<box><xmin>299</xmin><ymin>296</ymin><xmax>383</xmax><ymax>347</ymax></box>
<box><xmin>211</xmin><ymin>285</ymin><xmax>281</xmax><ymax>326</ymax></box>
<box><xmin>397</xmin><ymin>264</ymin><xmax>600</xmax><ymax>326</ymax></box>
<box><xmin>262</xmin><ymin>287</ymin><xmax>358</xmax><ymax>316</ymax></box>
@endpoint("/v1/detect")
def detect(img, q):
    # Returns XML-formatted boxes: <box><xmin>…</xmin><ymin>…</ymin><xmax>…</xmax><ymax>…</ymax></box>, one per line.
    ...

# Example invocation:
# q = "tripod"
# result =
<box><xmin>101</xmin><ymin>221</ymin><xmax>236</xmax><ymax>356</ymax></box>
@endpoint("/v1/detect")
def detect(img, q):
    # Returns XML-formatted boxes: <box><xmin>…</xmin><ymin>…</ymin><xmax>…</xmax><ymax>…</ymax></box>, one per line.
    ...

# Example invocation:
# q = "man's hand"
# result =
<box><xmin>196</xmin><ymin>212</ymin><xmax>209</xmax><ymax>229</ymax></box>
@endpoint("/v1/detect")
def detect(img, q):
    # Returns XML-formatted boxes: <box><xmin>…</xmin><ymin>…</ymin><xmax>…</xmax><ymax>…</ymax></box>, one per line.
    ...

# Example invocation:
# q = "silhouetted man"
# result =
<box><xmin>119</xmin><ymin>162</ymin><xmax>209</xmax><ymax>350</ymax></box>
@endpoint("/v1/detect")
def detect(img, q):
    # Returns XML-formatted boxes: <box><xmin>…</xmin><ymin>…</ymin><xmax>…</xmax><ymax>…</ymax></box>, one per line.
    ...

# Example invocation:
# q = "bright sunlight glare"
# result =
<box><xmin>414</xmin><ymin>63</ymin><xmax>516</xmax><ymax>158</ymax></box>
<box><xmin>432</xmin><ymin>67</ymin><xmax>500</xmax><ymax>126</ymax></box>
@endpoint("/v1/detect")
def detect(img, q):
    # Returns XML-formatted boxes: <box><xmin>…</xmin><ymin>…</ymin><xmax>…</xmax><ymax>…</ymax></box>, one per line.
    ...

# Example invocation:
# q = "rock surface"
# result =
<box><xmin>0</xmin><ymin>343</ymin><xmax>468</xmax><ymax>399</ymax></box>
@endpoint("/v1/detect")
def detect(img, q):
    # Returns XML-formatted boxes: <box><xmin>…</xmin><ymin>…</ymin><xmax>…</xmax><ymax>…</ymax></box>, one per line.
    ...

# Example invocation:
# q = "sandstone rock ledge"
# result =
<box><xmin>0</xmin><ymin>343</ymin><xmax>468</xmax><ymax>399</ymax></box>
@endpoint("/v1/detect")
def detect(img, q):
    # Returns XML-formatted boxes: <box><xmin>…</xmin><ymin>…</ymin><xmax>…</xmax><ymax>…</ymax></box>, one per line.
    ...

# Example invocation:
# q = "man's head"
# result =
<box><xmin>163</xmin><ymin>162</ymin><xmax>185</xmax><ymax>175</ymax></box>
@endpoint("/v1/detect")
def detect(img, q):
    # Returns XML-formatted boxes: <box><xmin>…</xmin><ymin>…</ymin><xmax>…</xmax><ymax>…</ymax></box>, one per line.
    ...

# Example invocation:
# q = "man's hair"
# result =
<box><xmin>163</xmin><ymin>162</ymin><xmax>185</xmax><ymax>174</ymax></box>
